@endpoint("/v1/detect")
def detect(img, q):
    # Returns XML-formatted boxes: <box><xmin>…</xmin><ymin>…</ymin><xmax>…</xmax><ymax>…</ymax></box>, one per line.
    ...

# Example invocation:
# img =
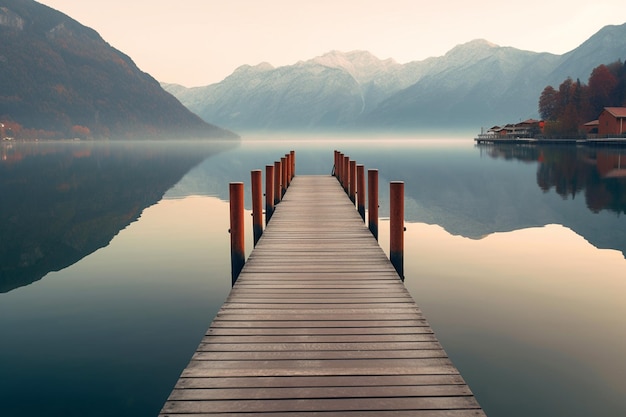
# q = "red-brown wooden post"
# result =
<box><xmin>281</xmin><ymin>156</ymin><xmax>287</xmax><ymax>197</ymax></box>
<box><xmin>274</xmin><ymin>160</ymin><xmax>282</xmax><ymax>205</ymax></box>
<box><xmin>334</xmin><ymin>151</ymin><xmax>339</xmax><ymax>177</ymax></box>
<box><xmin>357</xmin><ymin>164</ymin><xmax>365</xmax><ymax>221</ymax></box>
<box><xmin>290</xmin><ymin>150</ymin><xmax>295</xmax><ymax>179</ymax></box>
<box><xmin>349</xmin><ymin>160</ymin><xmax>357</xmax><ymax>204</ymax></box>
<box><xmin>251</xmin><ymin>170</ymin><xmax>263</xmax><ymax>246</ymax></box>
<box><xmin>338</xmin><ymin>152</ymin><xmax>344</xmax><ymax>186</ymax></box>
<box><xmin>368</xmin><ymin>169</ymin><xmax>379</xmax><ymax>240</ymax></box>
<box><xmin>229</xmin><ymin>182</ymin><xmax>245</xmax><ymax>285</ymax></box>
<box><xmin>265</xmin><ymin>165</ymin><xmax>274</xmax><ymax>224</ymax></box>
<box><xmin>284</xmin><ymin>153</ymin><xmax>291</xmax><ymax>188</ymax></box>
<box><xmin>343</xmin><ymin>155</ymin><xmax>350</xmax><ymax>193</ymax></box>
<box><xmin>287</xmin><ymin>152</ymin><xmax>293</xmax><ymax>184</ymax></box>
<box><xmin>390</xmin><ymin>181</ymin><xmax>405</xmax><ymax>281</ymax></box>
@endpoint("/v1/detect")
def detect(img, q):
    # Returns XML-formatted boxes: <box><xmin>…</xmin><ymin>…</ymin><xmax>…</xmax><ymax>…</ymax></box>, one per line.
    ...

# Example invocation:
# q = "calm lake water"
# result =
<box><xmin>1</xmin><ymin>137</ymin><xmax>625</xmax><ymax>416</ymax></box>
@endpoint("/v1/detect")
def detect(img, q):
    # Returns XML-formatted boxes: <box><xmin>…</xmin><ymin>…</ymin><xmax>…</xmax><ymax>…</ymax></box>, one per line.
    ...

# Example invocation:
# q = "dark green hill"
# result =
<box><xmin>0</xmin><ymin>0</ymin><xmax>236</xmax><ymax>139</ymax></box>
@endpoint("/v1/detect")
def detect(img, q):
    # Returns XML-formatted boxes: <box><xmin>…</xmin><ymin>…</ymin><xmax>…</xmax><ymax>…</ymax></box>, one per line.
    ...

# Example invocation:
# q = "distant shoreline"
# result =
<box><xmin>474</xmin><ymin>137</ymin><xmax>626</xmax><ymax>147</ymax></box>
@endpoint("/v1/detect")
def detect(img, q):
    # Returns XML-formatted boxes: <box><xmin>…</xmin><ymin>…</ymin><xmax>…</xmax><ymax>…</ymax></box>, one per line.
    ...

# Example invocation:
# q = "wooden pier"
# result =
<box><xmin>160</xmin><ymin>175</ymin><xmax>485</xmax><ymax>416</ymax></box>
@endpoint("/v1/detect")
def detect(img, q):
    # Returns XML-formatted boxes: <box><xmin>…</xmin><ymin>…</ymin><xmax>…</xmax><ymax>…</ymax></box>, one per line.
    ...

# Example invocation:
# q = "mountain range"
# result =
<box><xmin>164</xmin><ymin>23</ymin><xmax>626</xmax><ymax>133</ymax></box>
<box><xmin>0</xmin><ymin>0</ymin><xmax>236</xmax><ymax>139</ymax></box>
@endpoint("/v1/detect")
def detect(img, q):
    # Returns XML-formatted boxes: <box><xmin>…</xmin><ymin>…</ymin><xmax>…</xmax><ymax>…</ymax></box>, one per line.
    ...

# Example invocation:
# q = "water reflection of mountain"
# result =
<box><xmin>160</xmin><ymin>140</ymin><xmax>626</xmax><ymax>258</ymax></box>
<box><xmin>0</xmin><ymin>140</ymin><xmax>236</xmax><ymax>293</ymax></box>
<box><xmin>478</xmin><ymin>144</ymin><xmax>626</xmax><ymax>256</ymax></box>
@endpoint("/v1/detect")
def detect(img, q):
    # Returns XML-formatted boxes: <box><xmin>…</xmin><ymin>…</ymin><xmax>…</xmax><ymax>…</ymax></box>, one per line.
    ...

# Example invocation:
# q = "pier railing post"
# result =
<box><xmin>339</xmin><ymin>151</ymin><xmax>343</xmax><ymax>180</ymax></box>
<box><xmin>390</xmin><ymin>181</ymin><xmax>404</xmax><ymax>281</ymax></box>
<box><xmin>265</xmin><ymin>165</ymin><xmax>274</xmax><ymax>224</ymax></box>
<box><xmin>343</xmin><ymin>156</ymin><xmax>350</xmax><ymax>193</ymax></box>
<box><xmin>229</xmin><ymin>182</ymin><xmax>245</xmax><ymax>285</ymax></box>
<box><xmin>338</xmin><ymin>152</ymin><xmax>344</xmax><ymax>186</ymax></box>
<box><xmin>349</xmin><ymin>160</ymin><xmax>357</xmax><ymax>204</ymax></box>
<box><xmin>251</xmin><ymin>170</ymin><xmax>263</xmax><ymax>246</ymax></box>
<box><xmin>285</xmin><ymin>153</ymin><xmax>291</xmax><ymax>188</ymax></box>
<box><xmin>368</xmin><ymin>169</ymin><xmax>379</xmax><ymax>240</ymax></box>
<box><xmin>281</xmin><ymin>156</ymin><xmax>287</xmax><ymax>197</ymax></box>
<box><xmin>290</xmin><ymin>150</ymin><xmax>295</xmax><ymax>179</ymax></box>
<box><xmin>357</xmin><ymin>164</ymin><xmax>365</xmax><ymax>221</ymax></box>
<box><xmin>274</xmin><ymin>160</ymin><xmax>281</xmax><ymax>205</ymax></box>
<box><xmin>338</xmin><ymin>154</ymin><xmax>343</xmax><ymax>187</ymax></box>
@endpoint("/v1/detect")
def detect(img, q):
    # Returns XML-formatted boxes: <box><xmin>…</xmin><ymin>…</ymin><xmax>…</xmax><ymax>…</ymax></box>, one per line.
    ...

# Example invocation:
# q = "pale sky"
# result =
<box><xmin>37</xmin><ymin>0</ymin><xmax>625</xmax><ymax>87</ymax></box>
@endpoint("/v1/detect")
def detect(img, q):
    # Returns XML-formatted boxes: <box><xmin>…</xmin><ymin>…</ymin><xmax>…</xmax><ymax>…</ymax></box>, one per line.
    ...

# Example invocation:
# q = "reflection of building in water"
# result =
<box><xmin>596</xmin><ymin>152</ymin><xmax>626</xmax><ymax>178</ymax></box>
<box><xmin>1</xmin><ymin>143</ymin><xmax>24</xmax><ymax>163</ymax></box>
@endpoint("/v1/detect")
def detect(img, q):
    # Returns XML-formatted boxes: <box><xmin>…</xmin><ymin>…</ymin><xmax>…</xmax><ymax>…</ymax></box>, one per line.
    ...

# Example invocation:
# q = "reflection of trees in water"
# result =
<box><xmin>479</xmin><ymin>143</ymin><xmax>542</xmax><ymax>163</ymax></box>
<box><xmin>0</xmin><ymin>141</ymin><xmax>234</xmax><ymax>293</ymax></box>
<box><xmin>481</xmin><ymin>144</ymin><xmax>626</xmax><ymax>215</ymax></box>
<box><xmin>536</xmin><ymin>147</ymin><xmax>590</xmax><ymax>200</ymax></box>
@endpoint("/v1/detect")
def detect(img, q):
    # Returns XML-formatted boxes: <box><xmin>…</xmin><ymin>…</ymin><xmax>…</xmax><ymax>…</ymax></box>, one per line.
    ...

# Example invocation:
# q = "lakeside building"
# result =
<box><xmin>478</xmin><ymin>107</ymin><xmax>626</xmax><ymax>142</ymax></box>
<box><xmin>598</xmin><ymin>107</ymin><xmax>626</xmax><ymax>136</ymax></box>
<box><xmin>477</xmin><ymin>119</ymin><xmax>544</xmax><ymax>140</ymax></box>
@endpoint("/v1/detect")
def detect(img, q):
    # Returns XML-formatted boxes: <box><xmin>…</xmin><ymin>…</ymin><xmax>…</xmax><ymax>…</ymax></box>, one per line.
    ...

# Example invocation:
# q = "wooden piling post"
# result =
<box><xmin>265</xmin><ymin>165</ymin><xmax>274</xmax><ymax>224</ymax></box>
<box><xmin>357</xmin><ymin>164</ymin><xmax>365</xmax><ymax>221</ymax></box>
<box><xmin>368</xmin><ymin>169</ymin><xmax>379</xmax><ymax>240</ymax></box>
<box><xmin>334</xmin><ymin>151</ymin><xmax>339</xmax><ymax>177</ymax></box>
<box><xmin>251</xmin><ymin>170</ymin><xmax>263</xmax><ymax>246</ymax></box>
<box><xmin>349</xmin><ymin>160</ymin><xmax>357</xmax><ymax>204</ymax></box>
<box><xmin>390</xmin><ymin>181</ymin><xmax>404</xmax><ymax>281</ymax></box>
<box><xmin>338</xmin><ymin>153</ymin><xmax>343</xmax><ymax>185</ymax></box>
<box><xmin>285</xmin><ymin>154</ymin><xmax>291</xmax><ymax>187</ymax></box>
<box><xmin>290</xmin><ymin>150</ymin><xmax>295</xmax><ymax>179</ymax></box>
<box><xmin>281</xmin><ymin>156</ymin><xmax>287</xmax><ymax>197</ymax></box>
<box><xmin>229</xmin><ymin>182</ymin><xmax>245</xmax><ymax>285</ymax></box>
<box><xmin>343</xmin><ymin>155</ymin><xmax>350</xmax><ymax>193</ymax></box>
<box><xmin>274</xmin><ymin>160</ymin><xmax>282</xmax><ymax>205</ymax></box>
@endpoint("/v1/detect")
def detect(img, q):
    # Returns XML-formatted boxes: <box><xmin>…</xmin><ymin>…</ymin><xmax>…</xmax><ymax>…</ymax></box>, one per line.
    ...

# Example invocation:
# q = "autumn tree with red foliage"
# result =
<box><xmin>588</xmin><ymin>64</ymin><xmax>619</xmax><ymax>116</ymax></box>
<box><xmin>71</xmin><ymin>125</ymin><xmax>91</xmax><ymax>139</ymax></box>
<box><xmin>538</xmin><ymin>60</ymin><xmax>626</xmax><ymax>136</ymax></box>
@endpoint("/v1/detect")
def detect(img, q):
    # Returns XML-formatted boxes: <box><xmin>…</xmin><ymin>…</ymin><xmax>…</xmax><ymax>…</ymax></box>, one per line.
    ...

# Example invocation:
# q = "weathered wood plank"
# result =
<box><xmin>161</xmin><ymin>411</ymin><xmax>486</xmax><ymax>417</ymax></box>
<box><xmin>162</xmin><ymin>396</ymin><xmax>481</xmax><ymax>413</ymax></box>
<box><xmin>215</xmin><ymin>307</ymin><xmax>423</xmax><ymax>314</ymax></box>
<box><xmin>168</xmin><ymin>385</ymin><xmax>473</xmax><ymax>400</ymax></box>
<box><xmin>206</xmin><ymin>327</ymin><xmax>433</xmax><ymax>336</ymax></box>
<box><xmin>197</xmin><ymin>334</ymin><xmax>440</xmax><ymax>344</ymax></box>
<box><xmin>223</xmin><ymin>295</ymin><xmax>414</xmax><ymax>301</ymax></box>
<box><xmin>196</xmin><ymin>342</ymin><xmax>445</xmax><ymax>352</ymax></box>
<box><xmin>209</xmin><ymin>319</ymin><xmax>429</xmax><ymax>328</ymax></box>
<box><xmin>231</xmin><ymin>290</ymin><xmax>411</xmax><ymax>296</ymax></box>
<box><xmin>214</xmin><ymin>313</ymin><xmax>424</xmax><ymax>321</ymax></box>
<box><xmin>192</xmin><ymin>350</ymin><xmax>448</xmax><ymax>361</ymax></box>
<box><xmin>159</xmin><ymin>175</ymin><xmax>484</xmax><ymax>417</ymax></box>
<box><xmin>174</xmin><ymin>374</ymin><xmax>469</xmax><ymax>389</ymax></box>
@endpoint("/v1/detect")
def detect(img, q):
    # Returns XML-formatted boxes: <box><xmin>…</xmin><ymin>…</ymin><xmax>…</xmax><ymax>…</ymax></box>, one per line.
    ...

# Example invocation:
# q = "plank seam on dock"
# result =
<box><xmin>159</xmin><ymin>175</ymin><xmax>485</xmax><ymax>417</ymax></box>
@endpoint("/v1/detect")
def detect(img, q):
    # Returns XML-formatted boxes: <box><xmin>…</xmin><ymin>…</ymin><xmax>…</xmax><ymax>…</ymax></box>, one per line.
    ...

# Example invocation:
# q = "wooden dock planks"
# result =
<box><xmin>160</xmin><ymin>175</ymin><xmax>485</xmax><ymax>417</ymax></box>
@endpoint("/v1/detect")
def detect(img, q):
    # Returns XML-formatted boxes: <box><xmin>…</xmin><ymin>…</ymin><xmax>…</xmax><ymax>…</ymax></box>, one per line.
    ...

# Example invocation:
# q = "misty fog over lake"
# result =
<box><xmin>1</xmin><ymin>137</ymin><xmax>625</xmax><ymax>417</ymax></box>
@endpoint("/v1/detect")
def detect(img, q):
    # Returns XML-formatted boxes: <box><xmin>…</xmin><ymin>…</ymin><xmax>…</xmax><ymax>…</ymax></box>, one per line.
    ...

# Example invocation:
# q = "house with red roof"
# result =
<box><xmin>598</xmin><ymin>107</ymin><xmax>626</xmax><ymax>136</ymax></box>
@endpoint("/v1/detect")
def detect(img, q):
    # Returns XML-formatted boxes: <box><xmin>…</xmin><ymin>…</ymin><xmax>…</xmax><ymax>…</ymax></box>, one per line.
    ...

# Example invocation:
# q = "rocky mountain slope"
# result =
<box><xmin>0</xmin><ymin>0</ymin><xmax>236</xmax><ymax>139</ymax></box>
<box><xmin>164</xmin><ymin>22</ymin><xmax>626</xmax><ymax>132</ymax></box>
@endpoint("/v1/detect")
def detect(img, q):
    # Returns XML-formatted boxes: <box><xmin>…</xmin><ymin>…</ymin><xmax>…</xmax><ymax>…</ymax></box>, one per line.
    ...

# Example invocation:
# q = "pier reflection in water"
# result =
<box><xmin>1</xmin><ymin>138</ymin><xmax>625</xmax><ymax>417</ymax></box>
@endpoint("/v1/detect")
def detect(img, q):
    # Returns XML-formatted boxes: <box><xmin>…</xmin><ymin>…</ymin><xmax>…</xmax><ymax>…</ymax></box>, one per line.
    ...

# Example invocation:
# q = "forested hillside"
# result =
<box><xmin>0</xmin><ymin>0</ymin><xmax>236</xmax><ymax>139</ymax></box>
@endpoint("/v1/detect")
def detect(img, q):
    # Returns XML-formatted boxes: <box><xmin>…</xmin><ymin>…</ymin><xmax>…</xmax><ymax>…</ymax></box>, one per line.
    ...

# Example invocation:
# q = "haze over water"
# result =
<box><xmin>1</xmin><ymin>137</ymin><xmax>625</xmax><ymax>416</ymax></box>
